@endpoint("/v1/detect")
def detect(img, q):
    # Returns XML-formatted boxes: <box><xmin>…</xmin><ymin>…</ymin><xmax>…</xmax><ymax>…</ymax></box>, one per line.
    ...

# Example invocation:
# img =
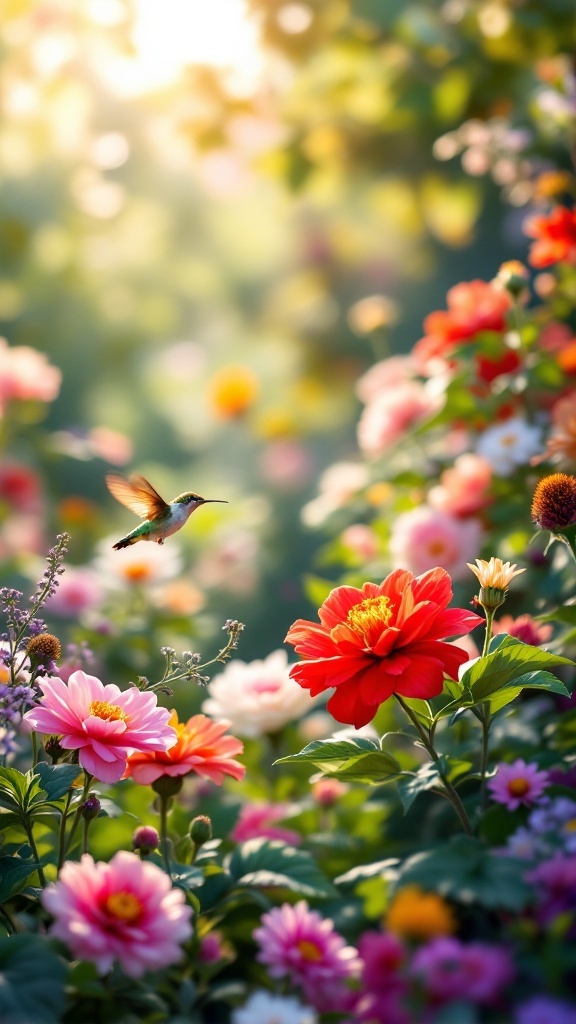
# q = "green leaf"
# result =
<box><xmin>335</xmin><ymin>858</ymin><xmax>399</xmax><ymax>889</ymax></box>
<box><xmin>460</xmin><ymin>637</ymin><xmax>573</xmax><ymax>708</ymax></box>
<box><xmin>0</xmin><ymin>935</ymin><xmax>68</xmax><ymax>1024</ymax></box>
<box><xmin>229</xmin><ymin>839</ymin><xmax>337</xmax><ymax>899</ymax></box>
<box><xmin>275</xmin><ymin>737</ymin><xmax>401</xmax><ymax>785</ymax></box>
<box><xmin>32</xmin><ymin>763</ymin><xmax>82</xmax><ymax>803</ymax></box>
<box><xmin>396</xmin><ymin>836</ymin><xmax>531</xmax><ymax>911</ymax></box>
<box><xmin>0</xmin><ymin>768</ymin><xmax>28</xmax><ymax>809</ymax></box>
<box><xmin>0</xmin><ymin>856</ymin><xmax>41</xmax><ymax>903</ymax></box>
<box><xmin>482</xmin><ymin>670</ymin><xmax>570</xmax><ymax>713</ymax></box>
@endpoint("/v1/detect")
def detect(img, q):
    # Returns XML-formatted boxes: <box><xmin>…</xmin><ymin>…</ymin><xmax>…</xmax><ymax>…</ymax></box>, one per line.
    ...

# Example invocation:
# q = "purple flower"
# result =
<box><xmin>488</xmin><ymin>759</ymin><xmax>550</xmax><ymax>810</ymax></box>
<box><xmin>411</xmin><ymin>936</ymin><xmax>514</xmax><ymax>1005</ymax></box>
<box><xmin>515</xmin><ymin>996</ymin><xmax>576</xmax><ymax>1024</ymax></box>
<box><xmin>527</xmin><ymin>854</ymin><xmax>576</xmax><ymax>926</ymax></box>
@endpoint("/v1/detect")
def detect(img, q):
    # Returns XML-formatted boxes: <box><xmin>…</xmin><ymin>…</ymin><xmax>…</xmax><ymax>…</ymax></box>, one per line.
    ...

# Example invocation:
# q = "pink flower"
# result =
<box><xmin>357</xmin><ymin>381</ymin><xmax>440</xmax><ymax>459</ymax></box>
<box><xmin>0</xmin><ymin>337</ymin><xmax>61</xmax><ymax>413</ymax></box>
<box><xmin>411</xmin><ymin>936</ymin><xmax>514</xmax><ymax>1004</ymax></box>
<box><xmin>311</xmin><ymin>778</ymin><xmax>349</xmax><ymax>807</ymax></box>
<box><xmin>488</xmin><ymin>759</ymin><xmax>550</xmax><ymax>810</ymax></box>
<box><xmin>0</xmin><ymin>461</ymin><xmax>42</xmax><ymax>512</ymax></box>
<box><xmin>45</xmin><ymin>567</ymin><xmax>104</xmax><ymax>618</ymax></box>
<box><xmin>340</xmin><ymin>524</ymin><xmax>379</xmax><ymax>561</ymax></box>
<box><xmin>253</xmin><ymin>901</ymin><xmax>360</xmax><ymax>1009</ymax></box>
<box><xmin>428</xmin><ymin>454</ymin><xmax>493</xmax><ymax>517</ymax></box>
<box><xmin>493</xmin><ymin>614</ymin><xmax>553</xmax><ymax>647</ymax></box>
<box><xmin>355</xmin><ymin>356</ymin><xmax>414</xmax><ymax>404</ymax></box>
<box><xmin>42</xmin><ymin>851</ymin><xmax>192</xmax><ymax>977</ymax></box>
<box><xmin>231</xmin><ymin>803</ymin><xmax>302</xmax><ymax>845</ymax></box>
<box><xmin>357</xmin><ymin>930</ymin><xmax>406</xmax><ymax>994</ymax></box>
<box><xmin>23</xmin><ymin>671</ymin><xmax>176</xmax><ymax>783</ymax></box>
<box><xmin>389</xmin><ymin>505</ymin><xmax>483</xmax><ymax>581</ymax></box>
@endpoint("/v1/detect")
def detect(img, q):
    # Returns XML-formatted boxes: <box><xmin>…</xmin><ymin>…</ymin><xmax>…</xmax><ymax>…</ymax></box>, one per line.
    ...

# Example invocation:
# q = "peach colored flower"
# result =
<box><xmin>525</xmin><ymin>205</ymin><xmax>576</xmax><ymax>267</ymax></box>
<box><xmin>540</xmin><ymin>391</ymin><xmax>576</xmax><ymax>464</ymax></box>
<box><xmin>428</xmin><ymin>454</ymin><xmax>493</xmax><ymax>517</ymax></box>
<box><xmin>355</xmin><ymin>356</ymin><xmax>414</xmax><ymax>404</ymax></box>
<box><xmin>23</xmin><ymin>671</ymin><xmax>175</xmax><ymax>784</ymax></box>
<box><xmin>124</xmin><ymin>710</ymin><xmax>245</xmax><ymax>786</ymax></box>
<box><xmin>43</xmin><ymin>851</ymin><xmax>192</xmax><ymax>977</ymax></box>
<box><xmin>389</xmin><ymin>506</ymin><xmax>483</xmax><ymax>581</ymax></box>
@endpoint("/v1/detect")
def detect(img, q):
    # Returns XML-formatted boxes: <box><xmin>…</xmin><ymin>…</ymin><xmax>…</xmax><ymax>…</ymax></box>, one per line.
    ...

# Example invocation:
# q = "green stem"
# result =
<box><xmin>159</xmin><ymin>794</ymin><xmax>172</xmax><ymax>879</ymax></box>
<box><xmin>57</xmin><ymin>791</ymin><xmax>73</xmax><ymax>873</ymax></box>
<box><xmin>22</xmin><ymin>817</ymin><xmax>46</xmax><ymax>887</ymax></box>
<box><xmin>395</xmin><ymin>694</ymin><xmax>473</xmax><ymax>836</ymax></box>
<box><xmin>478</xmin><ymin>607</ymin><xmax>495</xmax><ymax>810</ymax></box>
<box><xmin>60</xmin><ymin>774</ymin><xmax>93</xmax><ymax>867</ymax></box>
<box><xmin>31</xmin><ymin>731</ymin><xmax>38</xmax><ymax>767</ymax></box>
<box><xmin>481</xmin><ymin>608</ymin><xmax>495</xmax><ymax>659</ymax></box>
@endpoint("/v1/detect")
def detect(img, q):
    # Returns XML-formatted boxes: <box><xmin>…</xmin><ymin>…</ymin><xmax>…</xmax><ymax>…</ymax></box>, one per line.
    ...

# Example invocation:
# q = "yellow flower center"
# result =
<box><xmin>104</xmin><ymin>891</ymin><xmax>142</xmax><ymax>923</ymax></box>
<box><xmin>346</xmin><ymin>595</ymin><xmax>393</xmax><ymax>640</ymax></box>
<box><xmin>296</xmin><ymin>939</ymin><xmax>323</xmax><ymax>962</ymax></box>
<box><xmin>564</xmin><ymin>818</ymin><xmax>576</xmax><ymax>832</ymax></box>
<box><xmin>90</xmin><ymin>700</ymin><xmax>128</xmax><ymax>723</ymax></box>
<box><xmin>0</xmin><ymin>664</ymin><xmax>10</xmax><ymax>684</ymax></box>
<box><xmin>122</xmin><ymin>563</ymin><xmax>153</xmax><ymax>583</ymax></box>
<box><xmin>508</xmin><ymin>777</ymin><xmax>530</xmax><ymax>797</ymax></box>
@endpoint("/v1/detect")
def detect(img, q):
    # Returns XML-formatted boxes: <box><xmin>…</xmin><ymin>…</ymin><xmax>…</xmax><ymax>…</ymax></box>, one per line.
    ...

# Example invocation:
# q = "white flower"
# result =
<box><xmin>93</xmin><ymin>537</ymin><xmax>182</xmax><ymax>589</ymax></box>
<box><xmin>476</xmin><ymin>417</ymin><xmax>542</xmax><ymax>476</ymax></box>
<box><xmin>232</xmin><ymin>990</ymin><xmax>317</xmax><ymax>1024</ymax></box>
<box><xmin>202</xmin><ymin>650</ymin><xmax>319</xmax><ymax>738</ymax></box>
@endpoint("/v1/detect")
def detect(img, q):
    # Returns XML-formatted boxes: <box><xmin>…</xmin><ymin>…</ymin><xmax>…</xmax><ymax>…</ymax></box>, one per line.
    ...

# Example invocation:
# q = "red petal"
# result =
<box><xmin>325</xmin><ymin>678</ymin><xmax>379</xmax><ymax>728</ymax></box>
<box><xmin>393</xmin><ymin>655</ymin><xmax>446</xmax><ymax>699</ymax></box>
<box><xmin>285</xmin><ymin>620</ymin><xmax>334</xmax><ymax>658</ymax></box>
<box><xmin>417</xmin><ymin>607</ymin><xmax>484</xmax><ymax>642</ymax></box>
<box><xmin>405</xmin><ymin>639</ymin><xmax>469</xmax><ymax>681</ymax></box>
<box><xmin>318</xmin><ymin>585</ymin><xmax>364</xmax><ymax>628</ymax></box>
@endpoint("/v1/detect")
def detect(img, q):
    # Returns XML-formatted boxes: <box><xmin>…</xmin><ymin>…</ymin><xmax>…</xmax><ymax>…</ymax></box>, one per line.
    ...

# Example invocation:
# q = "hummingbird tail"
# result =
<box><xmin>112</xmin><ymin>537</ymin><xmax>135</xmax><ymax>550</ymax></box>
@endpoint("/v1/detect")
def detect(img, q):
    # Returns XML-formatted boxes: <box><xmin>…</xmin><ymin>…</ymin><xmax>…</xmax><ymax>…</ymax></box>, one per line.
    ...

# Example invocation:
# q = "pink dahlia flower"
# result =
<box><xmin>42</xmin><ymin>851</ymin><xmax>192</xmax><ymax>977</ymax></box>
<box><xmin>23</xmin><ymin>671</ymin><xmax>175</xmax><ymax>783</ymax></box>
<box><xmin>488</xmin><ymin>759</ymin><xmax>550</xmax><ymax>811</ymax></box>
<box><xmin>389</xmin><ymin>505</ymin><xmax>483</xmax><ymax>581</ymax></box>
<box><xmin>253</xmin><ymin>900</ymin><xmax>359</xmax><ymax>1009</ymax></box>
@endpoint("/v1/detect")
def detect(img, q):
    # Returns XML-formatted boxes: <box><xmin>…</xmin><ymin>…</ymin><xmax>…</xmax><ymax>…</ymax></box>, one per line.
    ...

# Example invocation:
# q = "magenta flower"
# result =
<box><xmin>411</xmin><ymin>936</ymin><xmax>514</xmax><ymax>1004</ymax></box>
<box><xmin>253</xmin><ymin>901</ymin><xmax>360</xmax><ymax>1009</ymax></box>
<box><xmin>488</xmin><ymin>759</ymin><xmax>550</xmax><ymax>811</ymax></box>
<box><xmin>357</xmin><ymin>930</ymin><xmax>406</xmax><ymax>995</ymax></box>
<box><xmin>23</xmin><ymin>671</ymin><xmax>176</xmax><ymax>783</ymax></box>
<box><xmin>42</xmin><ymin>851</ymin><xmax>192</xmax><ymax>977</ymax></box>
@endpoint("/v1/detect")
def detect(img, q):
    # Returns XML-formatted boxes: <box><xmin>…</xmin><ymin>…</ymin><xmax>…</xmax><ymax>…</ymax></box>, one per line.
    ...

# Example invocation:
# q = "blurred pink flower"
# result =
<box><xmin>357</xmin><ymin>930</ymin><xmax>406</xmax><ymax>994</ymax></box>
<box><xmin>198</xmin><ymin>930</ymin><xmax>228</xmax><ymax>965</ymax></box>
<box><xmin>23</xmin><ymin>671</ymin><xmax>175</xmax><ymax>783</ymax></box>
<box><xmin>259</xmin><ymin>439</ymin><xmax>314</xmax><ymax>490</ymax></box>
<box><xmin>340</xmin><ymin>524</ymin><xmax>379</xmax><ymax>562</ymax></box>
<box><xmin>202</xmin><ymin>650</ymin><xmax>318</xmax><ymax>737</ymax></box>
<box><xmin>254</xmin><ymin>901</ymin><xmax>360</xmax><ymax>1009</ymax></box>
<box><xmin>301</xmin><ymin>462</ymin><xmax>369</xmax><ymax>528</ymax></box>
<box><xmin>231</xmin><ymin>802</ymin><xmax>302</xmax><ymax>845</ymax></box>
<box><xmin>43</xmin><ymin>851</ymin><xmax>192</xmax><ymax>977</ymax></box>
<box><xmin>488</xmin><ymin>759</ymin><xmax>550</xmax><ymax>810</ymax></box>
<box><xmin>357</xmin><ymin>381</ymin><xmax>440</xmax><ymax>459</ymax></box>
<box><xmin>428</xmin><ymin>453</ymin><xmax>493</xmax><ymax>517</ymax></box>
<box><xmin>311</xmin><ymin>778</ymin><xmax>349</xmax><ymax>807</ymax></box>
<box><xmin>411</xmin><ymin>936</ymin><xmax>514</xmax><ymax>1004</ymax></box>
<box><xmin>355</xmin><ymin>356</ymin><xmax>414</xmax><ymax>404</ymax></box>
<box><xmin>389</xmin><ymin>505</ymin><xmax>483</xmax><ymax>581</ymax></box>
<box><xmin>0</xmin><ymin>338</ymin><xmax>61</xmax><ymax>412</ymax></box>
<box><xmin>45</xmin><ymin>567</ymin><xmax>104</xmax><ymax>618</ymax></box>
<box><xmin>88</xmin><ymin>426</ymin><xmax>133</xmax><ymax>465</ymax></box>
<box><xmin>493</xmin><ymin>614</ymin><xmax>553</xmax><ymax>647</ymax></box>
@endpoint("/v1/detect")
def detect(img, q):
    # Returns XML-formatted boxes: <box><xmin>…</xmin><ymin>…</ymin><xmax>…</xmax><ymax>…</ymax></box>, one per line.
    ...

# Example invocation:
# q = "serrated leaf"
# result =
<box><xmin>0</xmin><ymin>768</ymin><xmax>28</xmax><ymax>807</ymax></box>
<box><xmin>0</xmin><ymin>935</ymin><xmax>68</xmax><ymax>1023</ymax></box>
<box><xmin>32</xmin><ymin>763</ymin><xmax>82</xmax><ymax>803</ymax></box>
<box><xmin>483</xmin><ymin>670</ymin><xmax>570</xmax><ymax>713</ymax></box>
<box><xmin>397</xmin><ymin>763</ymin><xmax>444</xmax><ymax>812</ymax></box>
<box><xmin>276</xmin><ymin>737</ymin><xmax>401</xmax><ymax>784</ymax></box>
<box><xmin>229</xmin><ymin>839</ymin><xmax>337</xmax><ymax>898</ymax></box>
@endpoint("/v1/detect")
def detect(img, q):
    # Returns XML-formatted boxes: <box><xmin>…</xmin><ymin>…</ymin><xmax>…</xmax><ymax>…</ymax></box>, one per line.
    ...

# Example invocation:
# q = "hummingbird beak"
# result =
<box><xmin>199</xmin><ymin>499</ymin><xmax>228</xmax><ymax>504</ymax></box>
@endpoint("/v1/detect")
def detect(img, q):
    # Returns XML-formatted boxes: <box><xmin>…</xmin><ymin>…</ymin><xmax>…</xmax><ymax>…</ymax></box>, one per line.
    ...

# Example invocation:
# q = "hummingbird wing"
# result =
<box><xmin>105</xmin><ymin>474</ymin><xmax>170</xmax><ymax>520</ymax></box>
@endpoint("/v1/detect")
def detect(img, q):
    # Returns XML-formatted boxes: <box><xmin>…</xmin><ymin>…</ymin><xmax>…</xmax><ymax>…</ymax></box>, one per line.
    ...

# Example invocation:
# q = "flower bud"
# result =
<box><xmin>80</xmin><ymin>796</ymin><xmax>101</xmax><ymax>821</ymax></box>
<box><xmin>26</xmin><ymin>632</ymin><xmax>62</xmax><ymax>666</ymax></box>
<box><xmin>44</xmin><ymin>735</ymin><xmax>65</xmax><ymax>763</ymax></box>
<box><xmin>151</xmin><ymin>775</ymin><xmax>184</xmax><ymax>799</ymax></box>
<box><xmin>190</xmin><ymin>814</ymin><xmax>212</xmax><ymax>848</ymax></box>
<box><xmin>132</xmin><ymin>825</ymin><xmax>160</xmax><ymax>856</ymax></box>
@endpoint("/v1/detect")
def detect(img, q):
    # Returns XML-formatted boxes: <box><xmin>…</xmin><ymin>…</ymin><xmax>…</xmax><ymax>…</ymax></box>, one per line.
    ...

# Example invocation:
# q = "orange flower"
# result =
<box><xmin>124</xmin><ymin>711</ymin><xmax>245</xmax><ymax>786</ymax></box>
<box><xmin>385</xmin><ymin>885</ymin><xmax>456</xmax><ymax>940</ymax></box>
<box><xmin>208</xmin><ymin>365</ymin><xmax>259</xmax><ymax>418</ymax></box>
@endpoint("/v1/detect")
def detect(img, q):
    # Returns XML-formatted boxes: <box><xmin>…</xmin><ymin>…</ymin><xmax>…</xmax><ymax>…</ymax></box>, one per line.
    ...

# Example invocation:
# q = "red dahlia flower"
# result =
<box><xmin>525</xmin><ymin>205</ymin><xmax>576</xmax><ymax>268</ymax></box>
<box><xmin>285</xmin><ymin>567</ymin><xmax>482</xmax><ymax>728</ymax></box>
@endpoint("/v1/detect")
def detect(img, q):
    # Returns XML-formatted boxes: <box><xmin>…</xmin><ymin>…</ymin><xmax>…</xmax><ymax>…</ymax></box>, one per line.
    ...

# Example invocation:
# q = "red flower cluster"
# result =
<box><xmin>285</xmin><ymin>567</ymin><xmax>482</xmax><ymax>728</ymax></box>
<box><xmin>525</xmin><ymin>206</ymin><xmax>576</xmax><ymax>268</ymax></box>
<box><xmin>412</xmin><ymin>279</ymin><xmax>514</xmax><ymax>382</ymax></box>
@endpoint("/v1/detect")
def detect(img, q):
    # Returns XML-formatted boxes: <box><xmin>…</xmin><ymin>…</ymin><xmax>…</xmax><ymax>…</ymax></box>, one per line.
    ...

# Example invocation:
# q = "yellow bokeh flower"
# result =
<box><xmin>385</xmin><ymin>885</ymin><xmax>456</xmax><ymax>941</ymax></box>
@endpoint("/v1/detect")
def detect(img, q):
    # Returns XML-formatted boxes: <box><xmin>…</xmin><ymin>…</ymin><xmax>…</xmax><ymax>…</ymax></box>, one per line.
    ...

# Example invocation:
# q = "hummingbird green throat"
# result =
<box><xmin>106</xmin><ymin>473</ymin><xmax>227</xmax><ymax>550</ymax></box>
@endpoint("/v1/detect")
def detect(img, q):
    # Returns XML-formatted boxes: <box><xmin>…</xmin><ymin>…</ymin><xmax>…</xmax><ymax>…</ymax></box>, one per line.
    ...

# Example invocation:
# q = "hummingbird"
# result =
<box><xmin>106</xmin><ymin>473</ymin><xmax>227</xmax><ymax>550</ymax></box>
